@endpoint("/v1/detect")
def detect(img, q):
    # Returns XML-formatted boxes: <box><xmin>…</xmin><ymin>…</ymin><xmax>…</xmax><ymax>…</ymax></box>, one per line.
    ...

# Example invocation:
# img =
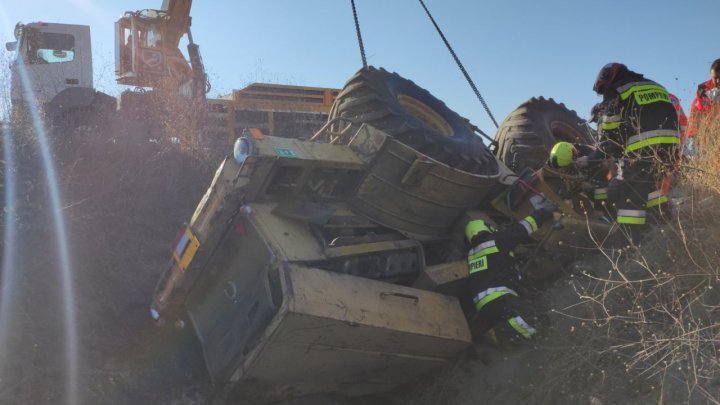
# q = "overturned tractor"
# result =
<box><xmin>151</xmin><ymin>66</ymin><xmax>618</xmax><ymax>403</ymax></box>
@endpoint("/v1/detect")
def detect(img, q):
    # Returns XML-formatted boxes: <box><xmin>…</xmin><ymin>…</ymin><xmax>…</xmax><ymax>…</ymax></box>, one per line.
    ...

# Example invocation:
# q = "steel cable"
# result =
<box><xmin>417</xmin><ymin>0</ymin><xmax>499</xmax><ymax>128</ymax></box>
<box><xmin>350</xmin><ymin>0</ymin><xmax>368</xmax><ymax>68</ymax></box>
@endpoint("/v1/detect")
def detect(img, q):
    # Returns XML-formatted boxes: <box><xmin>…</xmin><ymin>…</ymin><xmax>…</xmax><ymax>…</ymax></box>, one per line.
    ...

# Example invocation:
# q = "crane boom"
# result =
<box><xmin>160</xmin><ymin>0</ymin><xmax>192</xmax><ymax>49</ymax></box>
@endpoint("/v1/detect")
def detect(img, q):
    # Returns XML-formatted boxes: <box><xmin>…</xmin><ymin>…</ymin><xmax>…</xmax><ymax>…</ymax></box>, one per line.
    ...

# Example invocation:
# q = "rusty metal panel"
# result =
<box><xmin>227</xmin><ymin>264</ymin><xmax>471</xmax><ymax>402</ymax></box>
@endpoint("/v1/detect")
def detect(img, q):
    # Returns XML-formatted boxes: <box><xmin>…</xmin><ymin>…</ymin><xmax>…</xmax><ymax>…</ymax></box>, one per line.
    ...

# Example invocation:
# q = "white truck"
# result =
<box><xmin>6</xmin><ymin>22</ymin><xmax>116</xmax><ymax>130</ymax></box>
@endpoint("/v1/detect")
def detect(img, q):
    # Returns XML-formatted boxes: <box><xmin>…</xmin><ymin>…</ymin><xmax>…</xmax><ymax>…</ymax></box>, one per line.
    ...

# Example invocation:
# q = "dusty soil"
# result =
<box><xmin>0</xmin><ymin>129</ymin><xmax>215</xmax><ymax>404</ymax></box>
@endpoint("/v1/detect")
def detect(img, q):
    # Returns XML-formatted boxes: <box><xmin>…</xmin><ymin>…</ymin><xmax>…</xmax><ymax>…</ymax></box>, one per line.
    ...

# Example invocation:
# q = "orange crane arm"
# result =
<box><xmin>160</xmin><ymin>0</ymin><xmax>193</xmax><ymax>49</ymax></box>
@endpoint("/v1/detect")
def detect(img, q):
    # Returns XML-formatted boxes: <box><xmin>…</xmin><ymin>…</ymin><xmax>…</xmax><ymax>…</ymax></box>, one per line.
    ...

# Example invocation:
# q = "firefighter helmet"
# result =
<box><xmin>593</xmin><ymin>62</ymin><xmax>627</xmax><ymax>95</ymax></box>
<box><xmin>465</xmin><ymin>219</ymin><xmax>495</xmax><ymax>241</ymax></box>
<box><xmin>548</xmin><ymin>142</ymin><xmax>577</xmax><ymax>168</ymax></box>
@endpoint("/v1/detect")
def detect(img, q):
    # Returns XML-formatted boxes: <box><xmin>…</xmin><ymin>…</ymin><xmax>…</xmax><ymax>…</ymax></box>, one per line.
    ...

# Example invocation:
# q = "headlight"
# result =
<box><xmin>233</xmin><ymin>137</ymin><xmax>253</xmax><ymax>164</ymax></box>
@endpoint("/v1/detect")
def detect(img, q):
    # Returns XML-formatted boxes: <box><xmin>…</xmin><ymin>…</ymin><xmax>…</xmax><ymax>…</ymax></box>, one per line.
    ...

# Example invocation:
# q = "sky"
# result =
<box><xmin>1</xmin><ymin>0</ymin><xmax>718</xmax><ymax>137</ymax></box>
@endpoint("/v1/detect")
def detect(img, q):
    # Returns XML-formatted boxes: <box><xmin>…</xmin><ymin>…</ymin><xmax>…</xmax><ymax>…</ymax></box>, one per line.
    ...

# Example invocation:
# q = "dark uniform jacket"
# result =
<box><xmin>590</xmin><ymin>77</ymin><xmax>679</xmax><ymax>162</ymax></box>
<box><xmin>588</xmin><ymin>74</ymin><xmax>680</xmax><ymax>225</ymax></box>
<box><xmin>467</xmin><ymin>209</ymin><xmax>552</xmax><ymax>314</ymax></box>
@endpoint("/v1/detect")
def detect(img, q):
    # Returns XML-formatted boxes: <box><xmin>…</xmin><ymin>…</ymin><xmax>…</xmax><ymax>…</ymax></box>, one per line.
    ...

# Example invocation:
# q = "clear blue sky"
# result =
<box><xmin>1</xmin><ymin>0</ymin><xmax>718</xmax><ymax>136</ymax></box>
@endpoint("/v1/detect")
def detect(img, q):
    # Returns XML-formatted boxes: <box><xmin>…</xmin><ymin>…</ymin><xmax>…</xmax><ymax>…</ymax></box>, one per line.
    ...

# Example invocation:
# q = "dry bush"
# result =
<box><xmin>686</xmin><ymin>108</ymin><xmax>720</xmax><ymax>193</ymax></box>
<box><xmin>57</xmin><ymin>118</ymin><xmax>218</xmax><ymax>259</ymax></box>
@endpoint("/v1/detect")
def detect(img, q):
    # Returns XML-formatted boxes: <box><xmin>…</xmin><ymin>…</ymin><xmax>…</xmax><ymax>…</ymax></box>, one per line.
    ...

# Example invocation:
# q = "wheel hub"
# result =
<box><xmin>550</xmin><ymin>121</ymin><xmax>583</xmax><ymax>142</ymax></box>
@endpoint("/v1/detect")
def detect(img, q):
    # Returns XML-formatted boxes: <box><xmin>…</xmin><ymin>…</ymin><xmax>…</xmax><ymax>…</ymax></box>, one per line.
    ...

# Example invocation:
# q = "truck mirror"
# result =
<box><xmin>5</xmin><ymin>41</ymin><xmax>17</xmax><ymax>52</ymax></box>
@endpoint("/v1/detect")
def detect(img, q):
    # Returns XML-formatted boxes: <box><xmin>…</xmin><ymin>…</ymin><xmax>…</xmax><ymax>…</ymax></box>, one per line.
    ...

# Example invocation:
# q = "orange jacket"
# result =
<box><xmin>669</xmin><ymin>93</ymin><xmax>688</xmax><ymax>142</ymax></box>
<box><xmin>688</xmin><ymin>79</ymin><xmax>716</xmax><ymax>137</ymax></box>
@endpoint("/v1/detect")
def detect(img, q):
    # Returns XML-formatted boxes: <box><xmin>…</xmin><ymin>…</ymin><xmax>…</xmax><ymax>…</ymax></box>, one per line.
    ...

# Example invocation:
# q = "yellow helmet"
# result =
<box><xmin>548</xmin><ymin>142</ymin><xmax>577</xmax><ymax>168</ymax></box>
<box><xmin>465</xmin><ymin>219</ymin><xmax>495</xmax><ymax>241</ymax></box>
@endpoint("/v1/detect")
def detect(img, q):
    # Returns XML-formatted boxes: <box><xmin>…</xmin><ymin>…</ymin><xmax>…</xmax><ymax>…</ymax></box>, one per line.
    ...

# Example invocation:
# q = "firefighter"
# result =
<box><xmin>547</xmin><ymin>141</ymin><xmax>609</xmax><ymax>216</ymax></box>
<box><xmin>547</xmin><ymin>141</ymin><xmax>602</xmax><ymax>170</ymax></box>
<box><xmin>465</xmin><ymin>196</ymin><xmax>557</xmax><ymax>346</ymax></box>
<box><xmin>577</xmin><ymin>63</ymin><xmax>679</xmax><ymax>230</ymax></box>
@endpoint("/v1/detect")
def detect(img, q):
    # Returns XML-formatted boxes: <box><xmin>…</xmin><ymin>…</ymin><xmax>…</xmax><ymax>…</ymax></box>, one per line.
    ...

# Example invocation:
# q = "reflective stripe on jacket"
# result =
<box><xmin>508</xmin><ymin>315</ymin><xmax>537</xmax><ymax>338</ymax></box>
<box><xmin>625</xmin><ymin>129</ymin><xmax>680</xmax><ymax>153</ymax></box>
<box><xmin>473</xmin><ymin>286</ymin><xmax>518</xmax><ymax>311</ymax></box>
<box><xmin>617</xmin><ymin>208</ymin><xmax>647</xmax><ymax>225</ymax></box>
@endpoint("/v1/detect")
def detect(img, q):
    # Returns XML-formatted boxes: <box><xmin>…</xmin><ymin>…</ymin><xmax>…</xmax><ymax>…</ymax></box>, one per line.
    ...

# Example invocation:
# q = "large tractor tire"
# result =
<box><xmin>329</xmin><ymin>66</ymin><xmax>497</xmax><ymax>175</ymax></box>
<box><xmin>494</xmin><ymin>97</ymin><xmax>594</xmax><ymax>173</ymax></box>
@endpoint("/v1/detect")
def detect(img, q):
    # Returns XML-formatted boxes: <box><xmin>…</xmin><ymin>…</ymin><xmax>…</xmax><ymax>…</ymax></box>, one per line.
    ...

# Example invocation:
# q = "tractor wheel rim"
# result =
<box><xmin>398</xmin><ymin>95</ymin><xmax>454</xmax><ymax>136</ymax></box>
<box><xmin>550</xmin><ymin>121</ymin><xmax>582</xmax><ymax>142</ymax></box>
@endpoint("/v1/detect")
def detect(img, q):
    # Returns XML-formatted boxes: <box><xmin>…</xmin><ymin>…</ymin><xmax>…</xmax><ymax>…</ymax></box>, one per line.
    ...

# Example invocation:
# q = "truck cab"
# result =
<box><xmin>6</xmin><ymin>22</ymin><xmax>93</xmax><ymax>108</ymax></box>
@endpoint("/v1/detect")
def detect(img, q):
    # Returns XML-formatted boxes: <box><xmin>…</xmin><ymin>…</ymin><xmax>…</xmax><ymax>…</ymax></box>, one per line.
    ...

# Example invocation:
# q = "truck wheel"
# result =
<box><xmin>329</xmin><ymin>66</ymin><xmax>497</xmax><ymax>175</ymax></box>
<box><xmin>494</xmin><ymin>97</ymin><xmax>594</xmax><ymax>173</ymax></box>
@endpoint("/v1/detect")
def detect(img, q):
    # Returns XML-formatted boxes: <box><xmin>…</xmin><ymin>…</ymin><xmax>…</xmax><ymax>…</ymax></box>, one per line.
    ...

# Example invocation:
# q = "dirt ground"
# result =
<box><xmin>1</xmin><ymin>125</ymin><xmax>717</xmax><ymax>405</ymax></box>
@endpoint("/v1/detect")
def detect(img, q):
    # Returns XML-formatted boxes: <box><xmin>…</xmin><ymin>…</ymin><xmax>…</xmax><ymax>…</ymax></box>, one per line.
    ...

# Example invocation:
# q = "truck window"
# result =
<box><xmin>28</xmin><ymin>32</ymin><xmax>75</xmax><ymax>64</ymax></box>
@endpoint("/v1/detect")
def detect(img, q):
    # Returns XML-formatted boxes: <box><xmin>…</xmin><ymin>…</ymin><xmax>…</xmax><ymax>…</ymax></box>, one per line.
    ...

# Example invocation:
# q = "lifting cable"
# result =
<box><xmin>417</xmin><ymin>0</ymin><xmax>499</xmax><ymax>129</ymax></box>
<box><xmin>350</xmin><ymin>0</ymin><xmax>368</xmax><ymax>68</ymax></box>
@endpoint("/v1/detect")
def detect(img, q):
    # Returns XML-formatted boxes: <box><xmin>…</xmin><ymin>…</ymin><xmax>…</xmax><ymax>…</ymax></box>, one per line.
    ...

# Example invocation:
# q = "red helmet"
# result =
<box><xmin>593</xmin><ymin>63</ymin><xmax>627</xmax><ymax>95</ymax></box>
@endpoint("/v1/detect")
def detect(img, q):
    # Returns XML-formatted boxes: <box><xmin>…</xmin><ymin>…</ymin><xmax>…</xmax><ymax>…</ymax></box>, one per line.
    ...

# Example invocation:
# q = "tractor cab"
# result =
<box><xmin>115</xmin><ymin>9</ymin><xmax>193</xmax><ymax>95</ymax></box>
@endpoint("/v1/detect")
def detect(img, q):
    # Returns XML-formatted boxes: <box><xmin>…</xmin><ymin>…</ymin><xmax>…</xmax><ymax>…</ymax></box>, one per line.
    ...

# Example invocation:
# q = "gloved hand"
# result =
<box><xmin>575</xmin><ymin>156</ymin><xmax>590</xmax><ymax>168</ymax></box>
<box><xmin>707</xmin><ymin>87</ymin><xmax>720</xmax><ymax>102</ymax></box>
<box><xmin>529</xmin><ymin>195</ymin><xmax>559</xmax><ymax>212</ymax></box>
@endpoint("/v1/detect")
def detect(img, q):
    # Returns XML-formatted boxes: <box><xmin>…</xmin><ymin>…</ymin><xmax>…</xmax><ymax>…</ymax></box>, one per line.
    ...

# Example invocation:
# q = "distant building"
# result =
<box><xmin>206</xmin><ymin>83</ymin><xmax>339</xmax><ymax>145</ymax></box>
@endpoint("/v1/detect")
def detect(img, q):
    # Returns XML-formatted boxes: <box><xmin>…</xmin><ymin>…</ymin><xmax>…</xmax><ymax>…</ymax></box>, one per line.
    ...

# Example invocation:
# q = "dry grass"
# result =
<box><xmin>687</xmin><ymin>108</ymin><xmax>720</xmax><ymax>187</ymax></box>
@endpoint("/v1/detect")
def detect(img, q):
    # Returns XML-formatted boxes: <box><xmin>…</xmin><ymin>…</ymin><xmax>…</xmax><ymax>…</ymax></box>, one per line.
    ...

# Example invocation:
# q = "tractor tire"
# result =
<box><xmin>329</xmin><ymin>66</ymin><xmax>497</xmax><ymax>175</ymax></box>
<box><xmin>494</xmin><ymin>97</ymin><xmax>594</xmax><ymax>173</ymax></box>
